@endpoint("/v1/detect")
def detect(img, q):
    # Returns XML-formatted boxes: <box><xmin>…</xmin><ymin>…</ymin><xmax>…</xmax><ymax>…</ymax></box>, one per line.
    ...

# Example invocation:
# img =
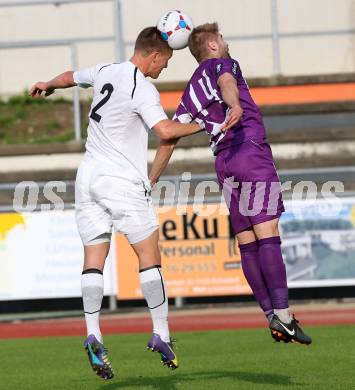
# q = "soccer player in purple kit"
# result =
<box><xmin>150</xmin><ymin>23</ymin><xmax>312</xmax><ymax>345</ymax></box>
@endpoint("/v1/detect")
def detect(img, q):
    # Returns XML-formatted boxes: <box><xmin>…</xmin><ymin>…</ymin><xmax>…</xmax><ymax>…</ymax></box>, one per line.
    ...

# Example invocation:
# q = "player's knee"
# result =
<box><xmin>236</xmin><ymin>226</ymin><xmax>257</xmax><ymax>245</ymax></box>
<box><xmin>253</xmin><ymin>219</ymin><xmax>279</xmax><ymax>240</ymax></box>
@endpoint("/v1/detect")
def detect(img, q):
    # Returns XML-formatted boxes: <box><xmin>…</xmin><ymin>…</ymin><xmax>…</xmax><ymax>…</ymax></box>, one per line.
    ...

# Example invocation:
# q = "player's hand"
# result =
<box><xmin>29</xmin><ymin>82</ymin><xmax>55</xmax><ymax>98</ymax></box>
<box><xmin>148</xmin><ymin>179</ymin><xmax>156</xmax><ymax>189</ymax></box>
<box><xmin>221</xmin><ymin>105</ymin><xmax>243</xmax><ymax>131</ymax></box>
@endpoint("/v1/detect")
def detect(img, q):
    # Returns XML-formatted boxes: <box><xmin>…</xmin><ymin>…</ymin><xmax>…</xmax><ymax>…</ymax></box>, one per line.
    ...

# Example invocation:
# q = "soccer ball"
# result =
<box><xmin>157</xmin><ymin>10</ymin><xmax>194</xmax><ymax>50</ymax></box>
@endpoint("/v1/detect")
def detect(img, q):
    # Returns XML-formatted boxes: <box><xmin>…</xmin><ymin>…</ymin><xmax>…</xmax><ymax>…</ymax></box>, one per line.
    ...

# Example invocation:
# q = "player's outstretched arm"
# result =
<box><xmin>149</xmin><ymin>138</ymin><xmax>178</xmax><ymax>185</ymax></box>
<box><xmin>29</xmin><ymin>71</ymin><xmax>76</xmax><ymax>98</ymax></box>
<box><xmin>153</xmin><ymin>119</ymin><xmax>202</xmax><ymax>141</ymax></box>
<box><xmin>217</xmin><ymin>73</ymin><xmax>243</xmax><ymax>130</ymax></box>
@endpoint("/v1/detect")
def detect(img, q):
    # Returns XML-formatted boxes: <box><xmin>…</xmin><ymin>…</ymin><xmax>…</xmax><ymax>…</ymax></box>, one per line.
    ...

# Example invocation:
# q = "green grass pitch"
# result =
<box><xmin>1</xmin><ymin>326</ymin><xmax>355</xmax><ymax>389</ymax></box>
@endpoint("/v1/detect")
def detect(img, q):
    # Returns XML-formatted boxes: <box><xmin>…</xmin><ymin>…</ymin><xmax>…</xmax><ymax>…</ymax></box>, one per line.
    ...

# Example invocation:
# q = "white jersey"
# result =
<box><xmin>73</xmin><ymin>61</ymin><xmax>167</xmax><ymax>183</ymax></box>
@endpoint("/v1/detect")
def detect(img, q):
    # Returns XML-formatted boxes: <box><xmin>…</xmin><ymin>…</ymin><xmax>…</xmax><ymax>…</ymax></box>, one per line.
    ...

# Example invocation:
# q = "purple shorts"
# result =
<box><xmin>215</xmin><ymin>139</ymin><xmax>284</xmax><ymax>234</ymax></box>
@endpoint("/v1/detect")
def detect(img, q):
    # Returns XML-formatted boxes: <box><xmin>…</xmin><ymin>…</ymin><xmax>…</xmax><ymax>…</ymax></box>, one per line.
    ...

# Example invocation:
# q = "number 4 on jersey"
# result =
<box><xmin>90</xmin><ymin>83</ymin><xmax>114</xmax><ymax>123</ymax></box>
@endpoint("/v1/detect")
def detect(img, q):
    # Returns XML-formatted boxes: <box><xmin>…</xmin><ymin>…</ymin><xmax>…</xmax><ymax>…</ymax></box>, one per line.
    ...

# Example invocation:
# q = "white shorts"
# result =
<box><xmin>75</xmin><ymin>157</ymin><xmax>158</xmax><ymax>246</ymax></box>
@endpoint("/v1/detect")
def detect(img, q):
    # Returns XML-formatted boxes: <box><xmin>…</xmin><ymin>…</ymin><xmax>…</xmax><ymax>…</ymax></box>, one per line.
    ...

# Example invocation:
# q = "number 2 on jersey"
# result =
<box><xmin>90</xmin><ymin>83</ymin><xmax>114</xmax><ymax>123</ymax></box>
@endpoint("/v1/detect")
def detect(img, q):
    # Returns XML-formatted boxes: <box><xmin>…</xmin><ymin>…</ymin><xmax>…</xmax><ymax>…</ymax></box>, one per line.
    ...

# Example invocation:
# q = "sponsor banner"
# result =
<box><xmin>1</xmin><ymin>196</ymin><xmax>355</xmax><ymax>301</ymax></box>
<box><xmin>280</xmin><ymin>197</ymin><xmax>355</xmax><ymax>288</ymax></box>
<box><xmin>116</xmin><ymin>204</ymin><xmax>251</xmax><ymax>299</ymax></box>
<box><xmin>116</xmin><ymin>197</ymin><xmax>355</xmax><ymax>299</ymax></box>
<box><xmin>0</xmin><ymin>210</ymin><xmax>116</xmax><ymax>300</ymax></box>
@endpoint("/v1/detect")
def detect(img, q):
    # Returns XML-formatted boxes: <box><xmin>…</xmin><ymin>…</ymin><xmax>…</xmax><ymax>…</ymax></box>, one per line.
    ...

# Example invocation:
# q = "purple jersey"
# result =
<box><xmin>174</xmin><ymin>58</ymin><xmax>266</xmax><ymax>154</ymax></box>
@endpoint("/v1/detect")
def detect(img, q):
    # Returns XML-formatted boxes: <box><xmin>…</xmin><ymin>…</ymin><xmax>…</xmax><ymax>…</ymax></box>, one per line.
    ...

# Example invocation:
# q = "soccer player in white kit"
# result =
<box><xmin>29</xmin><ymin>27</ymin><xmax>205</xmax><ymax>380</ymax></box>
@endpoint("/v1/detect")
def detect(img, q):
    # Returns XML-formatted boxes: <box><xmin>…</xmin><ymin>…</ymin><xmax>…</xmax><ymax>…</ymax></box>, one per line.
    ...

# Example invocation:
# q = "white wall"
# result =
<box><xmin>0</xmin><ymin>0</ymin><xmax>354</xmax><ymax>96</ymax></box>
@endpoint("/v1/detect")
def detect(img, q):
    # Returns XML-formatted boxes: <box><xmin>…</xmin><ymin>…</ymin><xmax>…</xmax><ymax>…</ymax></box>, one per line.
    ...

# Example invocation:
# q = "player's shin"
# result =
<box><xmin>139</xmin><ymin>265</ymin><xmax>170</xmax><ymax>342</ymax></box>
<box><xmin>81</xmin><ymin>268</ymin><xmax>104</xmax><ymax>342</ymax></box>
<box><xmin>239</xmin><ymin>241</ymin><xmax>273</xmax><ymax>321</ymax></box>
<box><xmin>257</xmin><ymin>237</ymin><xmax>292</xmax><ymax>323</ymax></box>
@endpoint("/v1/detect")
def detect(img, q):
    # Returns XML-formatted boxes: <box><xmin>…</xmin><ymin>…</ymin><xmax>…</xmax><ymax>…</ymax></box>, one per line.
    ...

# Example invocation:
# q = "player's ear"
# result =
<box><xmin>151</xmin><ymin>51</ymin><xmax>160</xmax><ymax>63</ymax></box>
<box><xmin>208</xmin><ymin>40</ymin><xmax>218</xmax><ymax>52</ymax></box>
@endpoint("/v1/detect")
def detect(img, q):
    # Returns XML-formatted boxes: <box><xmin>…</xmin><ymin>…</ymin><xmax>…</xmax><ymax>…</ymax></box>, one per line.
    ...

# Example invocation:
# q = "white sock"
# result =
<box><xmin>140</xmin><ymin>266</ymin><xmax>170</xmax><ymax>342</ymax></box>
<box><xmin>274</xmin><ymin>308</ymin><xmax>292</xmax><ymax>324</ymax></box>
<box><xmin>81</xmin><ymin>270</ymin><xmax>104</xmax><ymax>343</ymax></box>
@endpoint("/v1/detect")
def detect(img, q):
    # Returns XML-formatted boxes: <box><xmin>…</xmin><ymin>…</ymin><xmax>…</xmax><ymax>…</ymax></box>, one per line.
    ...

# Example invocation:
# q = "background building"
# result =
<box><xmin>0</xmin><ymin>0</ymin><xmax>355</xmax><ymax>96</ymax></box>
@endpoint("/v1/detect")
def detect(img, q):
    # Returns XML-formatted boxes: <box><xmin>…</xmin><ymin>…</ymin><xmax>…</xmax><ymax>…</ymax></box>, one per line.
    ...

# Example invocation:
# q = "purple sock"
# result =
<box><xmin>257</xmin><ymin>236</ymin><xmax>289</xmax><ymax>309</ymax></box>
<box><xmin>239</xmin><ymin>241</ymin><xmax>273</xmax><ymax>318</ymax></box>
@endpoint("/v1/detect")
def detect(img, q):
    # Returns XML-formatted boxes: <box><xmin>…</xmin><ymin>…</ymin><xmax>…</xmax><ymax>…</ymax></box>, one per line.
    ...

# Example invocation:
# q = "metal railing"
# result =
<box><xmin>1</xmin><ymin>166</ymin><xmax>355</xmax><ymax>212</ymax></box>
<box><xmin>0</xmin><ymin>0</ymin><xmax>124</xmax><ymax>141</ymax></box>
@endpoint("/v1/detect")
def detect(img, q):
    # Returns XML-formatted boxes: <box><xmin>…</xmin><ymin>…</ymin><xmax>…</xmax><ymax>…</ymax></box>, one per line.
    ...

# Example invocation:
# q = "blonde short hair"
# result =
<box><xmin>188</xmin><ymin>22</ymin><xmax>219</xmax><ymax>62</ymax></box>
